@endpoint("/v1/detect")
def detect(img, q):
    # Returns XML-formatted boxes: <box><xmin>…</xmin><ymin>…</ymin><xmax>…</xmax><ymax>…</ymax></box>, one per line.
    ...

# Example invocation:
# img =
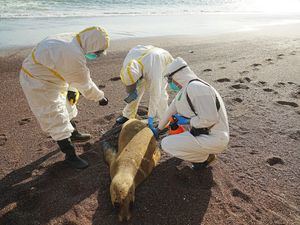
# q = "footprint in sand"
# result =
<box><xmin>266</xmin><ymin>156</ymin><xmax>284</xmax><ymax>166</ymax></box>
<box><xmin>276</xmin><ymin>101</ymin><xmax>299</xmax><ymax>108</ymax></box>
<box><xmin>98</xmin><ymin>84</ymin><xmax>106</xmax><ymax>88</ymax></box>
<box><xmin>277</xmin><ymin>53</ymin><xmax>284</xmax><ymax>59</ymax></box>
<box><xmin>251</xmin><ymin>63</ymin><xmax>262</xmax><ymax>67</ymax></box>
<box><xmin>233</xmin><ymin>97</ymin><xmax>243</xmax><ymax>103</ymax></box>
<box><xmin>231</xmin><ymin>188</ymin><xmax>252</xmax><ymax>202</ymax></box>
<box><xmin>290</xmin><ymin>51</ymin><xmax>296</xmax><ymax>55</ymax></box>
<box><xmin>274</xmin><ymin>82</ymin><xmax>285</xmax><ymax>88</ymax></box>
<box><xmin>244</xmin><ymin>77</ymin><xmax>251</xmax><ymax>82</ymax></box>
<box><xmin>265</xmin><ymin>58</ymin><xmax>274</xmax><ymax>64</ymax></box>
<box><xmin>230</xmin><ymin>84</ymin><xmax>249</xmax><ymax>90</ymax></box>
<box><xmin>251</xmin><ymin>63</ymin><xmax>262</xmax><ymax>71</ymax></box>
<box><xmin>110</xmin><ymin>77</ymin><xmax>121</xmax><ymax>81</ymax></box>
<box><xmin>258</xmin><ymin>81</ymin><xmax>267</xmax><ymax>86</ymax></box>
<box><xmin>0</xmin><ymin>134</ymin><xmax>7</xmax><ymax>146</ymax></box>
<box><xmin>254</xmin><ymin>81</ymin><xmax>267</xmax><ymax>87</ymax></box>
<box><xmin>219</xmin><ymin>66</ymin><xmax>226</xmax><ymax>70</ymax></box>
<box><xmin>239</xmin><ymin>70</ymin><xmax>249</xmax><ymax>75</ymax></box>
<box><xmin>215</xmin><ymin>78</ymin><xmax>231</xmax><ymax>83</ymax></box>
<box><xmin>18</xmin><ymin>118</ymin><xmax>31</xmax><ymax>125</ymax></box>
<box><xmin>235</xmin><ymin>77</ymin><xmax>251</xmax><ymax>83</ymax></box>
<box><xmin>202</xmin><ymin>68</ymin><xmax>212</xmax><ymax>72</ymax></box>
<box><xmin>263</xmin><ymin>88</ymin><xmax>274</xmax><ymax>92</ymax></box>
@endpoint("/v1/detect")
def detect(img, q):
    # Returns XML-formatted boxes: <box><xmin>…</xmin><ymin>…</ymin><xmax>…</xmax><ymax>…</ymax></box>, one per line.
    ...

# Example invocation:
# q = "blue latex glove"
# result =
<box><xmin>148</xmin><ymin>117</ymin><xmax>154</xmax><ymax>129</ymax></box>
<box><xmin>148</xmin><ymin>117</ymin><xmax>159</xmax><ymax>138</ymax></box>
<box><xmin>173</xmin><ymin>114</ymin><xmax>190</xmax><ymax>125</ymax></box>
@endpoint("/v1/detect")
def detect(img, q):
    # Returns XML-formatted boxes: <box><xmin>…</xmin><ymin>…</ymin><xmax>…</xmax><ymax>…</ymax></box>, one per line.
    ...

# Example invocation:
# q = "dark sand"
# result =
<box><xmin>0</xmin><ymin>26</ymin><xmax>300</xmax><ymax>225</ymax></box>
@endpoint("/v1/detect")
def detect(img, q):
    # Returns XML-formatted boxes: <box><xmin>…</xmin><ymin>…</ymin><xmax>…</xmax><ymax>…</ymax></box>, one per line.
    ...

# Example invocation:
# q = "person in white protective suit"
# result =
<box><xmin>20</xmin><ymin>26</ymin><xmax>110</xmax><ymax>169</ymax></box>
<box><xmin>152</xmin><ymin>57</ymin><xmax>229</xmax><ymax>170</ymax></box>
<box><xmin>115</xmin><ymin>45</ymin><xmax>173</xmax><ymax>132</ymax></box>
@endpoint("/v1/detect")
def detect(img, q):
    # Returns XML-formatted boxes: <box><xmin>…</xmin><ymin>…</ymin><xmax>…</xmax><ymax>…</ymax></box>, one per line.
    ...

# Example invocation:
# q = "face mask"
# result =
<box><xmin>85</xmin><ymin>53</ymin><xmax>98</xmax><ymax>60</ymax></box>
<box><xmin>169</xmin><ymin>81</ymin><xmax>181</xmax><ymax>92</ymax></box>
<box><xmin>124</xmin><ymin>89</ymin><xmax>138</xmax><ymax>103</ymax></box>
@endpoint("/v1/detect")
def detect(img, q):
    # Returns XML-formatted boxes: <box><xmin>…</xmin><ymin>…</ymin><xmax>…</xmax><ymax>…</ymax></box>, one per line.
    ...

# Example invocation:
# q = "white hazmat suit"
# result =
<box><xmin>20</xmin><ymin>26</ymin><xmax>109</xmax><ymax>141</ymax></box>
<box><xmin>120</xmin><ymin>45</ymin><xmax>173</xmax><ymax>119</ymax></box>
<box><xmin>158</xmin><ymin>58</ymin><xmax>229</xmax><ymax>163</ymax></box>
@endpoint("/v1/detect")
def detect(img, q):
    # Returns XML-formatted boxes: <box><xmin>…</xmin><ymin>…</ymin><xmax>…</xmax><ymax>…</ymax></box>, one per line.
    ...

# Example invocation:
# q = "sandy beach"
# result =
<box><xmin>0</xmin><ymin>24</ymin><xmax>299</xmax><ymax>225</ymax></box>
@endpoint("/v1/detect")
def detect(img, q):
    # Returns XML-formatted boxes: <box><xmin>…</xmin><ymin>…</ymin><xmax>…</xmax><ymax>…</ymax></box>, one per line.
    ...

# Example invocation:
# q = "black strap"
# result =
<box><xmin>165</xmin><ymin>65</ymin><xmax>187</xmax><ymax>83</ymax></box>
<box><xmin>186</xmin><ymin>79</ymin><xmax>220</xmax><ymax>116</ymax></box>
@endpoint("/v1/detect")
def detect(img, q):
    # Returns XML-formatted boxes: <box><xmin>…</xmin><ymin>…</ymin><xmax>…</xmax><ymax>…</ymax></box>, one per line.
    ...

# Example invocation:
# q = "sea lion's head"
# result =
<box><xmin>110</xmin><ymin>174</ymin><xmax>135</xmax><ymax>221</ymax></box>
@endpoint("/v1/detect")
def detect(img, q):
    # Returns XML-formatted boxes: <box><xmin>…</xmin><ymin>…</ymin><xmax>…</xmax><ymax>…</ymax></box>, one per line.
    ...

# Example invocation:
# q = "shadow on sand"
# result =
<box><xmin>0</xmin><ymin>128</ymin><xmax>213</xmax><ymax>225</ymax></box>
<box><xmin>92</xmin><ymin>154</ymin><xmax>213</xmax><ymax>225</ymax></box>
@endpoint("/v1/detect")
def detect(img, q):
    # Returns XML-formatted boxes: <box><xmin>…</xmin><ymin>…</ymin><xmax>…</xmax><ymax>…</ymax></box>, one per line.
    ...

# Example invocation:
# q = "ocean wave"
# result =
<box><xmin>1</xmin><ymin>0</ymin><xmax>300</xmax><ymax>19</ymax></box>
<box><xmin>0</xmin><ymin>11</ymin><xmax>235</xmax><ymax>19</ymax></box>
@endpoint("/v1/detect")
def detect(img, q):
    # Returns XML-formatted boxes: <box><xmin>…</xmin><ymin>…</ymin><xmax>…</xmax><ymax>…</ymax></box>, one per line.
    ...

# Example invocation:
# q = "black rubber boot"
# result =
<box><xmin>191</xmin><ymin>154</ymin><xmax>216</xmax><ymax>170</ymax></box>
<box><xmin>57</xmin><ymin>138</ymin><xmax>89</xmax><ymax>169</ymax></box>
<box><xmin>116</xmin><ymin>116</ymin><xmax>129</xmax><ymax>125</ymax></box>
<box><xmin>70</xmin><ymin>120</ymin><xmax>91</xmax><ymax>142</ymax></box>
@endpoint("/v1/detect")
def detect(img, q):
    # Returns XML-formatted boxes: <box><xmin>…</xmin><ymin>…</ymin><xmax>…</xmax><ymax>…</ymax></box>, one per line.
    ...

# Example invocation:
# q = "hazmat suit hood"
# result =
<box><xmin>172</xmin><ymin>67</ymin><xmax>199</xmax><ymax>87</ymax></box>
<box><xmin>165</xmin><ymin>57</ymin><xmax>198</xmax><ymax>87</ymax></box>
<box><xmin>121</xmin><ymin>59</ymin><xmax>143</xmax><ymax>86</ymax></box>
<box><xmin>76</xmin><ymin>26</ymin><xmax>110</xmax><ymax>54</ymax></box>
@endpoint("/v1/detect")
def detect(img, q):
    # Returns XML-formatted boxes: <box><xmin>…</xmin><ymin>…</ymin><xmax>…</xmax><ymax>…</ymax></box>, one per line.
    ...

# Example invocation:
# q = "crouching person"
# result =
<box><xmin>153</xmin><ymin>57</ymin><xmax>229</xmax><ymax>170</ymax></box>
<box><xmin>115</xmin><ymin>45</ymin><xmax>174</xmax><ymax>131</ymax></box>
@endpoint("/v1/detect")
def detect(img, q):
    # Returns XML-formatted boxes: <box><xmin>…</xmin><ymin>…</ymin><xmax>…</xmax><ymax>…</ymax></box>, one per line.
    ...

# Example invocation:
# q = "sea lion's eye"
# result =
<box><xmin>114</xmin><ymin>202</ymin><xmax>120</xmax><ymax>209</ymax></box>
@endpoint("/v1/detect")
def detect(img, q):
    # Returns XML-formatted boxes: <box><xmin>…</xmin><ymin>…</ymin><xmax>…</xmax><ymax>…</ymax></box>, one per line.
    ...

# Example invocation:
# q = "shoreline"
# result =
<box><xmin>0</xmin><ymin>20</ymin><xmax>299</xmax><ymax>224</ymax></box>
<box><xmin>1</xmin><ymin>13</ymin><xmax>300</xmax><ymax>50</ymax></box>
<box><xmin>1</xmin><ymin>22</ymin><xmax>300</xmax><ymax>57</ymax></box>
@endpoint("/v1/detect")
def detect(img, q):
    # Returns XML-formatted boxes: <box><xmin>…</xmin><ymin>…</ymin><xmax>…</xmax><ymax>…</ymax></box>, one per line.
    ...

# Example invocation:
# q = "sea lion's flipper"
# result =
<box><xmin>101</xmin><ymin>141</ymin><xmax>117</xmax><ymax>166</ymax></box>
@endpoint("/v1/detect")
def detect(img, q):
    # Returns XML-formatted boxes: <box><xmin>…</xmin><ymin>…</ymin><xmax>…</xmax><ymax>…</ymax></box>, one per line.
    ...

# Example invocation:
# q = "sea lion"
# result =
<box><xmin>102</xmin><ymin>119</ymin><xmax>161</xmax><ymax>221</ymax></box>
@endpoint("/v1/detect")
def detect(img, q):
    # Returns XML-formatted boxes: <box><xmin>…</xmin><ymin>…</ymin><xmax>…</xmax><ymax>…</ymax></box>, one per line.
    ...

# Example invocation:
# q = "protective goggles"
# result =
<box><xmin>164</xmin><ymin>65</ymin><xmax>187</xmax><ymax>83</ymax></box>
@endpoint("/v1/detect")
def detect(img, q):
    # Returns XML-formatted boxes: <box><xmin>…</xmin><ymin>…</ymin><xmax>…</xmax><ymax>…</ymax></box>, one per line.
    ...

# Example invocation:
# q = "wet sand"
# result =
<box><xmin>0</xmin><ymin>25</ymin><xmax>299</xmax><ymax>225</ymax></box>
